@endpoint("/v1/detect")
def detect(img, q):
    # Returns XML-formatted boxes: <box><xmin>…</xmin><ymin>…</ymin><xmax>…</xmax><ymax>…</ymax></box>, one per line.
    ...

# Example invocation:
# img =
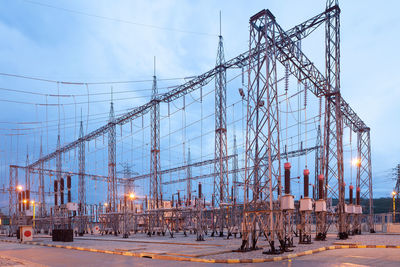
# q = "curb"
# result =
<box><xmin>1</xmin><ymin>239</ymin><xmax>400</xmax><ymax>264</ymax></box>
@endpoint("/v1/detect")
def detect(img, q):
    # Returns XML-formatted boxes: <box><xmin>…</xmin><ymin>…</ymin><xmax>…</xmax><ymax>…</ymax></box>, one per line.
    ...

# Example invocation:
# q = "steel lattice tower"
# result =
<box><xmin>9</xmin><ymin>166</ymin><xmax>18</xmax><ymax>217</ymax></box>
<box><xmin>323</xmin><ymin>0</ymin><xmax>341</xmax><ymax>199</ymax></box>
<box><xmin>213</xmin><ymin>24</ymin><xmax>229</xmax><ymax>206</ymax></box>
<box><xmin>323</xmin><ymin>0</ymin><xmax>346</xmax><ymax>237</ymax></box>
<box><xmin>108</xmin><ymin>101</ymin><xmax>117</xmax><ymax>212</ymax></box>
<box><xmin>356</xmin><ymin>128</ymin><xmax>374</xmax><ymax>230</ymax></box>
<box><xmin>150</xmin><ymin>59</ymin><xmax>161</xmax><ymax>209</ymax></box>
<box><xmin>78</xmin><ymin>120</ymin><xmax>86</xmax><ymax>232</ymax></box>
<box><xmin>241</xmin><ymin>10</ymin><xmax>282</xmax><ymax>251</ymax></box>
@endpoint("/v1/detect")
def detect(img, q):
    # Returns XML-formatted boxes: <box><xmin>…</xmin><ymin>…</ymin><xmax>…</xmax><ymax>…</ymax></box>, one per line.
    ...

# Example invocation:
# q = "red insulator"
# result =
<box><xmin>284</xmin><ymin>162</ymin><xmax>291</xmax><ymax>195</ymax></box>
<box><xmin>356</xmin><ymin>187</ymin><xmax>361</xmax><ymax>205</ymax></box>
<box><xmin>303</xmin><ymin>169</ymin><xmax>309</xmax><ymax>198</ymax></box>
<box><xmin>198</xmin><ymin>183</ymin><xmax>202</xmax><ymax>199</ymax></box>
<box><xmin>284</xmin><ymin>162</ymin><xmax>291</xmax><ymax>170</ymax></box>
<box><xmin>54</xmin><ymin>180</ymin><xmax>58</xmax><ymax>206</ymax></box>
<box><xmin>67</xmin><ymin>176</ymin><xmax>72</xmax><ymax>203</ymax></box>
<box><xmin>318</xmin><ymin>174</ymin><xmax>324</xmax><ymax>200</ymax></box>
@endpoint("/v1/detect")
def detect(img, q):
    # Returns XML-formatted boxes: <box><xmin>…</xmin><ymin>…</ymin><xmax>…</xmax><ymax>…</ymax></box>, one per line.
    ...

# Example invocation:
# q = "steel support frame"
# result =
<box><xmin>108</xmin><ymin>103</ymin><xmax>117</xmax><ymax>212</ymax></box>
<box><xmin>214</xmin><ymin>33</ymin><xmax>229</xmax><ymax>236</ymax></box>
<box><xmin>357</xmin><ymin>128</ymin><xmax>374</xmax><ymax>231</ymax></box>
<box><xmin>241</xmin><ymin>9</ymin><xmax>282</xmax><ymax>252</ymax></box>
<box><xmin>150</xmin><ymin>73</ymin><xmax>161</xmax><ymax>210</ymax></box>
<box><xmin>324</xmin><ymin>0</ymin><xmax>347</xmax><ymax>239</ymax></box>
<box><xmin>214</xmin><ymin>34</ymin><xmax>229</xmax><ymax>207</ymax></box>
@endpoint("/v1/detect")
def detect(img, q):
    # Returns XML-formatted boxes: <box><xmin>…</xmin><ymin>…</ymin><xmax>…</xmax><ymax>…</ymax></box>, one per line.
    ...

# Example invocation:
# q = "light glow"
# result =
<box><xmin>352</xmin><ymin>158</ymin><xmax>361</xmax><ymax>167</ymax></box>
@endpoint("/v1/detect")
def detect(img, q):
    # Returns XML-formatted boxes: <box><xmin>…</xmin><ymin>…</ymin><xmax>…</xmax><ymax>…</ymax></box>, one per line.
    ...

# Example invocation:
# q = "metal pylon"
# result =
<box><xmin>356</xmin><ymin>128</ymin><xmax>374</xmax><ymax>231</ymax></box>
<box><xmin>323</xmin><ymin>0</ymin><xmax>346</xmax><ymax>238</ymax></box>
<box><xmin>213</xmin><ymin>23</ymin><xmax>229</xmax><ymax>207</ymax></box>
<box><xmin>108</xmin><ymin>101</ymin><xmax>117</xmax><ymax>212</ymax></box>
<box><xmin>241</xmin><ymin>9</ymin><xmax>282</xmax><ymax>252</ymax></box>
<box><xmin>150</xmin><ymin>58</ymin><xmax>161</xmax><ymax>209</ymax></box>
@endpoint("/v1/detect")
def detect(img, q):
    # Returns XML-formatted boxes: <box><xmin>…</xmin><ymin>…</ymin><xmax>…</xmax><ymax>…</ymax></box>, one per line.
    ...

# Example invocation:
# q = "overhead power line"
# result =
<box><xmin>22</xmin><ymin>0</ymin><xmax>217</xmax><ymax>37</ymax></box>
<box><xmin>0</xmin><ymin>71</ymin><xmax>191</xmax><ymax>85</ymax></box>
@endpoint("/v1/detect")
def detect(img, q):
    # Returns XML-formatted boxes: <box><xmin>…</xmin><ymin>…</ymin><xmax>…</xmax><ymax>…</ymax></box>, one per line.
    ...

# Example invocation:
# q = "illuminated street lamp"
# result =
<box><xmin>392</xmin><ymin>191</ymin><xmax>397</xmax><ymax>223</ymax></box>
<box><xmin>16</xmin><ymin>185</ymin><xmax>23</xmax><ymax>192</ymax></box>
<box><xmin>129</xmin><ymin>193</ymin><xmax>135</xmax><ymax>200</ymax></box>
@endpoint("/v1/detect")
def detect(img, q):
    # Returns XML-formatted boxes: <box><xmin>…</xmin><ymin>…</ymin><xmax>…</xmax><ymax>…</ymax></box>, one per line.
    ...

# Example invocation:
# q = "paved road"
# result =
<box><xmin>291</xmin><ymin>247</ymin><xmax>400</xmax><ymax>267</ymax></box>
<box><xmin>1</xmin><ymin>242</ymin><xmax>400</xmax><ymax>266</ymax></box>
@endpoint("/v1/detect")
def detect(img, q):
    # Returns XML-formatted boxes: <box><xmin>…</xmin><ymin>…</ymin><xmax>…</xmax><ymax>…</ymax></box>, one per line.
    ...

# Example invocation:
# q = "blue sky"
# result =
<box><xmin>0</xmin><ymin>0</ymin><xmax>399</xmax><ymax>212</ymax></box>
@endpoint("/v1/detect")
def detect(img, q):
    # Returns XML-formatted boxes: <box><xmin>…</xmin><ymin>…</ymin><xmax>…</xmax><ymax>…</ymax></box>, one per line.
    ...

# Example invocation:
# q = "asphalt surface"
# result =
<box><xmin>1</xmin><ymin>242</ymin><xmax>400</xmax><ymax>266</ymax></box>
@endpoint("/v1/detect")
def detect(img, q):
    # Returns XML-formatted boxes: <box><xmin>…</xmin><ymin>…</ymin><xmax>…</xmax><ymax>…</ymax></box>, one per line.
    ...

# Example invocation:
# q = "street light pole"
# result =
<box><xmin>393</xmin><ymin>192</ymin><xmax>396</xmax><ymax>223</ymax></box>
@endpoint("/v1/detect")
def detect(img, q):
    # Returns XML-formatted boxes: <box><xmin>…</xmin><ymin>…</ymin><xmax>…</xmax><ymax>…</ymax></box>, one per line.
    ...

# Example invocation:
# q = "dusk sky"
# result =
<box><xmin>0</xmin><ymin>0</ymin><xmax>399</xmax><ymax>212</ymax></box>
